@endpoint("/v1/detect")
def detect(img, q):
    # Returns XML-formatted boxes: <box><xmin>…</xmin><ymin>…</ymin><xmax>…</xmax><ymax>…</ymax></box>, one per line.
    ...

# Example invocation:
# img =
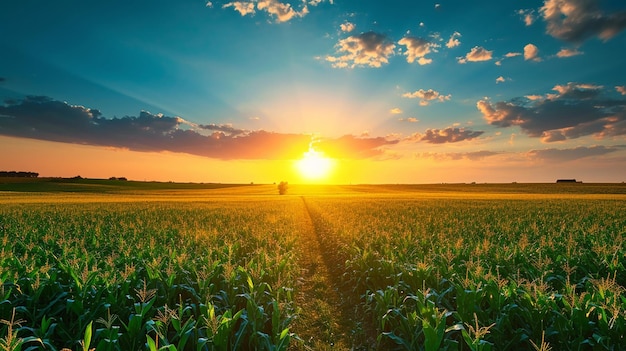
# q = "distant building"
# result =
<box><xmin>556</xmin><ymin>179</ymin><xmax>581</xmax><ymax>183</ymax></box>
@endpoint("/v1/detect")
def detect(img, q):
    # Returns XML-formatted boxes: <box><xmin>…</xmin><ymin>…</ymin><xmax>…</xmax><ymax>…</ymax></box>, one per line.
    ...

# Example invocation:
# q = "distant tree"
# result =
<box><xmin>109</xmin><ymin>177</ymin><xmax>128</xmax><ymax>181</ymax></box>
<box><xmin>0</xmin><ymin>171</ymin><xmax>39</xmax><ymax>178</ymax></box>
<box><xmin>278</xmin><ymin>181</ymin><xmax>288</xmax><ymax>195</ymax></box>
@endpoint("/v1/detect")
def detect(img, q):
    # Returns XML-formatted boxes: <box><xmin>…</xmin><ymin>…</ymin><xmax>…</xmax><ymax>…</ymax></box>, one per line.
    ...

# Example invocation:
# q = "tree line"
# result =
<box><xmin>0</xmin><ymin>171</ymin><xmax>39</xmax><ymax>178</ymax></box>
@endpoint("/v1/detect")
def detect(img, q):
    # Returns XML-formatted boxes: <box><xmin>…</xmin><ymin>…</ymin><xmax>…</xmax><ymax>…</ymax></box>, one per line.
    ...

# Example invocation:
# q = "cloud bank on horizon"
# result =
<box><xmin>0</xmin><ymin>96</ymin><xmax>399</xmax><ymax>160</ymax></box>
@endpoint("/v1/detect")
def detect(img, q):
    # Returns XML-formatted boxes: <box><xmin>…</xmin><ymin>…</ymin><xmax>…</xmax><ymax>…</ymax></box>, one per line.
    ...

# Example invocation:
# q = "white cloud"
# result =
<box><xmin>326</xmin><ymin>31</ymin><xmax>395</xmax><ymax>68</ymax></box>
<box><xmin>556</xmin><ymin>48</ymin><xmax>583</xmax><ymax>57</ymax></box>
<box><xmin>222</xmin><ymin>0</ymin><xmax>330</xmax><ymax>22</ymax></box>
<box><xmin>496</xmin><ymin>76</ymin><xmax>510</xmax><ymax>84</ymax></box>
<box><xmin>258</xmin><ymin>0</ymin><xmax>306</xmax><ymax>22</ymax></box>
<box><xmin>398</xmin><ymin>37</ymin><xmax>437</xmax><ymax>65</ymax></box>
<box><xmin>552</xmin><ymin>82</ymin><xmax>603</xmax><ymax>96</ymax></box>
<box><xmin>446</xmin><ymin>32</ymin><xmax>461</xmax><ymax>48</ymax></box>
<box><xmin>223</xmin><ymin>1</ymin><xmax>256</xmax><ymax>16</ymax></box>
<box><xmin>495</xmin><ymin>52</ymin><xmax>521</xmax><ymax>66</ymax></box>
<box><xmin>525</xmin><ymin>95</ymin><xmax>544</xmax><ymax>101</ymax></box>
<box><xmin>390</xmin><ymin>108</ymin><xmax>403</xmax><ymax>114</ymax></box>
<box><xmin>524</xmin><ymin>43</ymin><xmax>541</xmax><ymax>61</ymax></box>
<box><xmin>340</xmin><ymin>21</ymin><xmax>355</xmax><ymax>33</ymax></box>
<box><xmin>617</xmin><ymin>86</ymin><xmax>626</xmax><ymax>95</ymax></box>
<box><xmin>458</xmin><ymin>46</ymin><xmax>493</xmax><ymax>63</ymax></box>
<box><xmin>517</xmin><ymin>9</ymin><xmax>536</xmax><ymax>26</ymax></box>
<box><xmin>402</xmin><ymin>89</ymin><xmax>451</xmax><ymax>105</ymax></box>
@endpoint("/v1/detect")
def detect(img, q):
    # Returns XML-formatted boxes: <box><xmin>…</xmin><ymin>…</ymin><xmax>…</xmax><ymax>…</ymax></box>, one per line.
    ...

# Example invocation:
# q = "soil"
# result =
<box><xmin>290</xmin><ymin>197</ymin><xmax>376</xmax><ymax>350</ymax></box>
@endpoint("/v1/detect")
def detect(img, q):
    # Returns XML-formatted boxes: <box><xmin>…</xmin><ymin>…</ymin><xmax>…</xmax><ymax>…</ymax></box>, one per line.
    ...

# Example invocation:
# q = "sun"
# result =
<box><xmin>295</xmin><ymin>148</ymin><xmax>334</xmax><ymax>181</ymax></box>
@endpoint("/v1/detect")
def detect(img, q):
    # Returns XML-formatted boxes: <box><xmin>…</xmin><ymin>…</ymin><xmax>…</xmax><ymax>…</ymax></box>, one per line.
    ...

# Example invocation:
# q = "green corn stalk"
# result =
<box><xmin>461</xmin><ymin>314</ymin><xmax>494</xmax><ymax>351</ymax></box>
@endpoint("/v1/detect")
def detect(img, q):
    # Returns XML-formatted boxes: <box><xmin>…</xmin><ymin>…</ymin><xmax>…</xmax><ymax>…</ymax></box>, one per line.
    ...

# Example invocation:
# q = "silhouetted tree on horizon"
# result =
<box><xmin>278</xmin><ymin>181</ymin><xmax>288</xmax><ymax>195</ymax></box>
<box><xmin>0</xmin><ymin>171</ymin><xmax>39</xmax><ymax>178</ymax></box>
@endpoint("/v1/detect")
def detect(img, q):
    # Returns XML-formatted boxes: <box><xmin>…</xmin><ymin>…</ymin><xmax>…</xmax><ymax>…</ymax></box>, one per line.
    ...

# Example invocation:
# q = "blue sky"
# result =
<box><xmin>1</xmin><ymin>0</ymin><xmax>625</xmax><ymax>183</ymax></box>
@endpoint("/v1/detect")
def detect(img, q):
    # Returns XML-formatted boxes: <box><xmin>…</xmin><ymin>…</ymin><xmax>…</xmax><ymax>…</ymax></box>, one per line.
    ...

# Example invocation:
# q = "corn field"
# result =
<box><xmin>0</xmin><ymin>183</ymin><xmax>625</xmax><ymax>350</ymax></box>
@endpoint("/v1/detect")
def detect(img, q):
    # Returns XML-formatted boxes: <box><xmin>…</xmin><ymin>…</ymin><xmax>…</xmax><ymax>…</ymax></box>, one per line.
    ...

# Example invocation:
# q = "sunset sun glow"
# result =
<box><xmin>295</xmin><ymin>148</ymin><xmax>334</xmax><ymax>182</ymax></box>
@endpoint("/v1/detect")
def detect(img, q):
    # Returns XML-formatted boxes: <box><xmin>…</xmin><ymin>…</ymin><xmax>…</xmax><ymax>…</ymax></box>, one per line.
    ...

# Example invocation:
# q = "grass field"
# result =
<box><xmin>0</xmin><ymin>178</ymin><xmax>625</xmax><ymax>350</ymax></box>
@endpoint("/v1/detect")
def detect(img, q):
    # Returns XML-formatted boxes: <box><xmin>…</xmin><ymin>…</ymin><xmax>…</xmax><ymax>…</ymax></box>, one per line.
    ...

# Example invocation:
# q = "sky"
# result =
<box><xmin>1</xmin><ymin>0</ymin><xmax>625</xmax><ymax>184</ymax></box>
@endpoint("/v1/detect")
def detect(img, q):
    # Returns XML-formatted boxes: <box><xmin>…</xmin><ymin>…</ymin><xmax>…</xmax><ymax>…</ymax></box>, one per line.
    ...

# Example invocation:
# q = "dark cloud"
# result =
<box><xmin>0</xmin><ymin>96</ymin><xmax>391</xmax><ymax>160</ymax></box>
<box><xmin>477</xmin><ymin>83</ymin><xmax>626</xmax><ymax>142</ymax></box>
<box><xmin>198</xmin><ymin>123</ymin><xmax>246</xmax><ymax>136</ymax></box>
<box><xmin>526</xmin><ymin>145</ymin><xmax>621</xmax><ymax>162</ymax></box>
<box><xmin>541</xmin><ymin>0</ymin><xmax>626</xmax><ymax>42</ymax></box>
<box><xmin>0</xmin><ymin>77</ymin><xmax>5</xmax><ymax>83</ymax></box>
<box><xmin>407</xmin><ymin>127</ymin><xmax>484</xmax><ymax>144</ymax></box>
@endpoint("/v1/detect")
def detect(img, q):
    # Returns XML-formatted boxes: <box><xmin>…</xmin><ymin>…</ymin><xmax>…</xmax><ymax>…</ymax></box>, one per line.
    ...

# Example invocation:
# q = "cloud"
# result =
<box><xmin>525</xmin><ymin>94</ymin><xmax>544</xmax><ymax>101</ymax></box>
<box><xmin>446</xmin><ymin>32</ymin><xmax>461</xmax><ymax>48</ymax></box>
<box><xmin>398</xmin><ymin>117</ymin><xmax>419</xmax><ymax>123</ymax></box>
<box><xmin>518</xmin><ymin>9</ymin><xmax>536</xmax><ymax>26</ymax></box>
<box><xmin>407</xmin><ymin>127</ymin><xmax>484</xmax><ymax>144</ymax></box>
<box><xmin>0</xmin><ymin>96</ymin><xmax>392</xmax><ymax>160</ymax></box>
<box><xmin>477</xmin><ymin>83</ymin><xmax>626</xmax><ymax>141</ymax></box>
<box><xmin>315</xmin><ymin>134</ymin><xmax>399</xmax><ymax>158</ymax></box>
<box><xmin>495</xmin><ymin>52</ymin><xmax>522</xmax><ymax>66</ymax></box>
<box><xmin>258</xmin><ymin>0</ymin><xmax>309</xmax><ymax>22</ymax></box>
<box><xmin>0</xmin><ymin>77</ymin><xmax>5</xmax><ymax>83</ymax></box>
<box><xmin>397</xmin><ymin>37</ymin><xmax>437</xmax><ymax>65</ymax></box>
<box><xmin>540</xmin><ymin>0</ymin><xmax>626</xmax><ymax>42</ymax></box>
<box><xmin>556</xmin><ymin>48</ymin><xmax>583</xmax><ymax>57</ymax></box>
<box><xmin>222</xmin><ymin>0</ymin><xmax>328</xmax><ymax>22</ymax></box>
<box><xmin>617</xmin><ymin>86</ymin><xmax>626</xmax><ymax>95</ymax></box>
<box><xmin>418</xmin><ymin>150</ymin><xmax>499</xmax><ymax>161</ymax></box>
<box><xmin>458</xmin><ymin>46</ymin><xmax>493</xmax><ymax>63</ymax></box>
<box><xmin>526</xmin><ymin>145</ymin><xmax>621</xmax><ymax>162</ymax></box>
<box><xmin>340</xmin><ymin>21</ymin><xmax>355</xmax><ymax>32</ymax></box>
<box><xmin>496</xmin><ymin>76</ymin><xmax>509</xmax><ymax>84</ymax></box>
<box><xmin>402</xmin><ymin>89</ymin><xmax>451</xmax><ymax>106</ymax></box>
<box><xmin>326</xmin><ymin>31</ymin><xmax>395</xmax><ymax>68</ymax></box>
<box><xmin>389</xmin><ymin>108</ymin><xmax>403</xmax><ymax>114</ymax></box>
<box><xmin>198</xmin><ymin>123</ymin><xmax>247</xmax><ymax>136</ymax></box>
<box><xmin>524</xmin><ymin>43</ymin><xmax>541</xmax><ymax>61</ymax></box>
<box><xmin>223</xmin><ymin>1</ymin><xmax>256</xmax><ymax>16</ymax></box>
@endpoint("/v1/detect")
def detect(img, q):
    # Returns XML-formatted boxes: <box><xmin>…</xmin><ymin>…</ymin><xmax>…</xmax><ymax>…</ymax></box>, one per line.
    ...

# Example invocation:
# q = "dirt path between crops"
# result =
<box><xmin>291</xmin><ymin>197</ymin><xmax>375</xmax><ymax>351</ymax></box>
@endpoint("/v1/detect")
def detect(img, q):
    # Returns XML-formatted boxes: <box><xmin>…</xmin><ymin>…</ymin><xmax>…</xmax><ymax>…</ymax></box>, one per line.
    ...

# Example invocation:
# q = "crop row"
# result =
<box><xmin>2</xmin><ymin>194</ymin><xmax>625</xmax><ymax>350</ymax></box>
<box><xmin>305</xmin><ymin>196</ymin><xmax>626</xmax><ymax>350</ymax></box>
<box><xmin>0</xmin><ymin>200</ymin><xmax>302</xmax><ymax>350</ymax></box>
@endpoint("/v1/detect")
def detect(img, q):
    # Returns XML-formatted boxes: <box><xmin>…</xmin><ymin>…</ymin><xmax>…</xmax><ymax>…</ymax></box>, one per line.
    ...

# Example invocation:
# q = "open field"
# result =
<box><xmin>1</xmin><ymin>179</ymin><xmax>625</xmax><ymax>350</ymax></box>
